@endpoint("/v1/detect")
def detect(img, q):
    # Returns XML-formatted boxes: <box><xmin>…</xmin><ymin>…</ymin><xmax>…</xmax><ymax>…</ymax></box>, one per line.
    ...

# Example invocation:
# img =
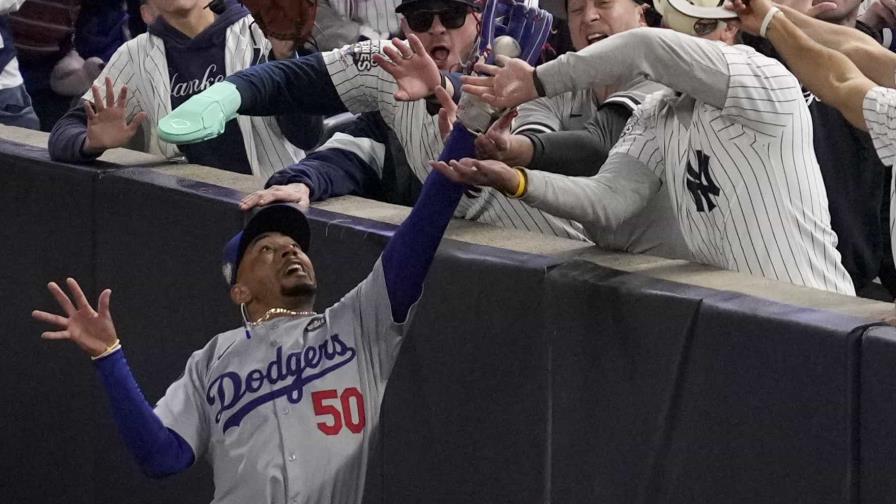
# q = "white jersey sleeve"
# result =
<box><xmin>863</xmin><ymin>85</ymin><xmax>896</xmax><ymax>270</ymax></box>
<box><xmin>323</xmin><ymin>41</ymin><xmax>399</xmax><ymax>119</ymax></box>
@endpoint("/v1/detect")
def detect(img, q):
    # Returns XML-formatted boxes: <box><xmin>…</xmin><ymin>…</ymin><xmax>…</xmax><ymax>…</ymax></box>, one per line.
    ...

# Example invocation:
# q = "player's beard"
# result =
<box><xmin>282</xmin><ymin>281</ymin><xmax>316</xmax><ymax>298</ymax></box>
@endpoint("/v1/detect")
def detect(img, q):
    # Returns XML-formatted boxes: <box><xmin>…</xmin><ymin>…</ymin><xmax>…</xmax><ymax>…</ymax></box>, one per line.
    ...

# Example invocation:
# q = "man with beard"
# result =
<box><xmin>31</xmin><ymin>156</ymin><xmax>467</xmax><ymax>502</ymax></box>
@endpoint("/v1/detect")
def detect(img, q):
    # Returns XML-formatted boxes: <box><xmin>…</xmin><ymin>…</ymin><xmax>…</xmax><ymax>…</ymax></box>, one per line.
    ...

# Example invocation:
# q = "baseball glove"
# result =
<box><xmin>242</xmin><ymin>0</ymin><xmax>318</xmax><ymax>43</ymax></box>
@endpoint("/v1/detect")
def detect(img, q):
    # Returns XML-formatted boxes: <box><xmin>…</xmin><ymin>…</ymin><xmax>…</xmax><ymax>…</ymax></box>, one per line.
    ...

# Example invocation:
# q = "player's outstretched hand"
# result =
<box><xmin>32</xmin><ymin>278</ymin><xmax>119</xmax><ymax>358</ymax></box>
<box><xmin>475</xmin><ymin>108</ymin><xmax>518</xmax><ymax>161</ymax></box>
<box><xmin>240</xmin><ymin>183</ymin><xmax>311</xmax><ymax>211</ymax></box>
<box><xmin>461</xmin><ymin>57</ymin><xmax>538</xmax><ymax>109</ymax></box>
<box><xmin>430</xmin><ymin>157</ymin><xmax>522</xmax><ymax>195</ymax></box>
<box><xmin>373</xmin><ymin>35</ymin><xmax>442</xmax><ymax>102</ymax></box>
<box><xmin>82</xmin><ymin>77</ymin><xmax>147</xmax><ymax>155</ymax></box>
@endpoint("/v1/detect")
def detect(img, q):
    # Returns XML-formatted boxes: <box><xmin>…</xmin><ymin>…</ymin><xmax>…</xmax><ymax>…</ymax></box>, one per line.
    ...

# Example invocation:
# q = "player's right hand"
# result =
<box><xmin>474</xmin><ymin>108</ymin><xmax>520</xmax><ymax>162</ymax></box>
<box><xmin>82</xmin><ymin>77</ymin><xmax>147</xmax><ymax>155</ymax></box>
<box><xmin>240</xmin><ymin>183</ymin><xmax>312</xmax><ymax>211</ymax></box>
<box><xmin>32</xmin><ymin>278</ymin><xmax>119</xmax><ymax>359</ymax></box>
<box><xmin>157</xmin><ymin>81</ymin><xmax>242</xmax><ymax>145</ymax></box>
<box><xmin>430</xmin><ymin>157</ymin><xmax>522</xmax><ymax>195</ymax></box>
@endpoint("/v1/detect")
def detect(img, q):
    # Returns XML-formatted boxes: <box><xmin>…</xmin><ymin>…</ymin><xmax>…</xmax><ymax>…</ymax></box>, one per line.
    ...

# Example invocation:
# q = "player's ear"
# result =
<box><xmin>721</xmin><ymin>20</ymin><xmax>739</xmax><ymax>43</ymax></box>
<box><xmin>637</xmin><ymin>3</ymin><xmax>648</xmax><ymax>26</ymax></box>
<box><xmin>230</xmin><ymin>283</ymin><xmax>252</xmax><ymax>305</ymax></box>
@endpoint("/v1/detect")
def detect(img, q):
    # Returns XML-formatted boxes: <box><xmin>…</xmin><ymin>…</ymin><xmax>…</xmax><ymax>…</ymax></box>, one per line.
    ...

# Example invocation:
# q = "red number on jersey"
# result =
<box><xmin>312</xmin><ymin>387</ymin><xmax>367</xmax><ymax>435</ymax></box>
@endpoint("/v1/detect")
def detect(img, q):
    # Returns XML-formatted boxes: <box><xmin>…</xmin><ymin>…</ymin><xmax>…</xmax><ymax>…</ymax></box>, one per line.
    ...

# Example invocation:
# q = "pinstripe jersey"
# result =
<box><xmin>323</xmin><ymin>40</ymin><xmax>590</xmax><ymax>241</ymax></box>
<box><xmin>528</xmin><ymin>29</ymin><xmax>854</xmax><ymax>294</ymax></box>
<box><xmin>82</xmin><ymin>15</ymin><xmax>305</xmax><ymax>180</ymax></box>
<box><xmin>512</xmin><ymin>81</ymin><xmax>654</xmax><ymax>134</ymax></box>
<box><xmin>862</xmin><ymin>85</ymin><xmax>896</xmax><ymax>274</ymax></box>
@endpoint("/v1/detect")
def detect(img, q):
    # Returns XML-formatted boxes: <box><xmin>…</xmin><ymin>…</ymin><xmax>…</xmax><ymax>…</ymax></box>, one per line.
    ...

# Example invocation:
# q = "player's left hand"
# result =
<box><xmin>430</xmin><ymin>157</ymin><xmax>521</xmax><ymax>195</ymax></box>
<box><xmin>461</xmin><ymin>57</ymin><xmax>538</xmax><ymax>110</ymax></box>
<box><xmin>32</xmin><ymin>278</ymin><xmax>119</xmax><ymax>358</ymax></box>
<box><xmin>729</xmin><ymin>0</ymin><xmax>775</xmax><ymax>34</ymax></box>
<box><xmin>373</xmin><ymin>35</ymin><xmax>442</xmax><ymax>102</ymax></box>
<box><xmin>475</xmin><ymin>108</ymin><xmax>518</xmax><ymax>161</ymax></box>
<box><xmin>240</xmin><ymin>183</ymin><xmax>311</xmax><ymax>210</ymax></box>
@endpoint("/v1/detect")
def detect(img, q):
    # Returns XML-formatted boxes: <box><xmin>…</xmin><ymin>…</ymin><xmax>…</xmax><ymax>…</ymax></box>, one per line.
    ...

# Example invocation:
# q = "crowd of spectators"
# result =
<box><xmin>5</xmin><ymin>0</ymin><xmax>896</xmax><ymax>303</ymax></box>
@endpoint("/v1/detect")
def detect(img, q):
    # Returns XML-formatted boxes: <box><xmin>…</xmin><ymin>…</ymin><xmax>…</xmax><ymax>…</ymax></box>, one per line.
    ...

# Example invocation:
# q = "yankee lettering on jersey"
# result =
<box><xmin>207</xmin><ymin>333</ymin><xmax>357</xmax><ymax>432</ymax></box>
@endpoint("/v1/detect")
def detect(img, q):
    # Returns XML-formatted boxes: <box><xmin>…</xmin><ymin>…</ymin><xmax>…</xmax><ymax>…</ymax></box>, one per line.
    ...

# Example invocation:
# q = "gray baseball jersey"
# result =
<box><xmin>322</xmin><ymin>40</ymin><xmax>591</xmax><ymax>242</ymax></box>
<box><xmin>513</xmin><ymin>82</ymin><xmax>653</xmax><ymax>134</ymax></box>
<box><xmin>525</xmin><ymin>28</ymin><xmax>855</xmax><ymax>294</ymax></box>
<box><xmin>155</xmin><ymin>260</ymin><xmax>407</xmax><ymax>504</ymax></box>
<box><xmin>862</xmin><ymin>85</ymin><xmax>896</xmax><ymax>274</ymax></box>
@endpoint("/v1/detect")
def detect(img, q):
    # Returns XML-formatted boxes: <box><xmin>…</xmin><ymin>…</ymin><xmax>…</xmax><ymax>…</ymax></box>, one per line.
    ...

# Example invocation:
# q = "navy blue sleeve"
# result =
<box><xmin>94</xmin><ymin>350</ymin><xmax>195</xmax><ymax>479</ymax></box>
<box><xmin>266</xmin><ymin>149</ymin><xmax>382</xmax><ymax>200</ymax></box>
<box><xmin>227</xmin><ymin>53</ymin><xmax>349</xmax><ymax>117</ymax></box>
<box><xmin>380</xmin><ymin>124</ymin><xmax>473</xmax><ymax>322</ymax></box>
<box><xmin>48</xmin><ymin>102</ymin><xmax>102</xmax><ymax>163</ymax></box>
<box><xmin>266</xmin><ymin>112</ymin><xmax>388</xmax><ymax>199</ymax></box>
<box><xmin>275</xmin><ymin>113</ymin><xmax>324</xmax><ymax>151</ymax></box>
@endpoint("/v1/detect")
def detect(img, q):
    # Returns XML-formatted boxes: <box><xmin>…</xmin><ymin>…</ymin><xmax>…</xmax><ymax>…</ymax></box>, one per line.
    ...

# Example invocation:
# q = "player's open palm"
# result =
<box><xmin>32</xmin><ymin>278</ymin><xmax>119</xmax><ymax>358</ymax></box>
<box><xmin>373</xmin><ymin>35</ymin><xmax>442</xmax><ymax>101</ymax></box>
<box><xmin>475</xmin><ymin>108</ymin><xmax>517</xmax><ymax>161</ymax></box>
<box><xmin>730</xmin><ymin>0</ymin><xmax>774</xmax><ymax>34</ymax></box>
<box><xmin>83</xmin><ymin>77</ymin><xmax>146</xmax><ymax>154</ymax></box>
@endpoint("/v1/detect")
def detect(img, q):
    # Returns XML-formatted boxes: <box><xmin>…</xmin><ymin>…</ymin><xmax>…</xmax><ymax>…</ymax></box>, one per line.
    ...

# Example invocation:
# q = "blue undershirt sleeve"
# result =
<box><xmin>380</xmin><ymin>124</ymin><xmax>473</xmax><ymax>322</ymax></box>
<box><xmin>93</xmin><ymin>350</ymin><xmax>195</xmax><ymax>479</ymax></box>
<box><xmin>48</xmin><ymin>102</ymin><xmax>102</xmax><ymax>163</ymax></box>
<box><xmin>265</xmin><ymin>149</ymin><xmax>382</xmax><ymax>201</ymax></box>
<box><xmin>226</xmin><ymin>53</ymin><xmax>349</xmax><ymax>117</ymax></box>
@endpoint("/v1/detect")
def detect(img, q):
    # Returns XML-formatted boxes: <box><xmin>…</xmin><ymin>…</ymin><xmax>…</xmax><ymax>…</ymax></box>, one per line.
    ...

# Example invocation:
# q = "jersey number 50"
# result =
<box><xmin>311</xmin><ymin>387</ymin><xmax>366</xmax><ymax>435</ymax></box>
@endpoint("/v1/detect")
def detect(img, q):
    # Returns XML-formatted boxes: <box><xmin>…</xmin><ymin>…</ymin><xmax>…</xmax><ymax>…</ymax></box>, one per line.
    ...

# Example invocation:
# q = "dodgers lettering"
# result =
<box><xmin>206</xmin><ymin>334</ymin><xmax>356</xmax><ymax>432</ymax></box>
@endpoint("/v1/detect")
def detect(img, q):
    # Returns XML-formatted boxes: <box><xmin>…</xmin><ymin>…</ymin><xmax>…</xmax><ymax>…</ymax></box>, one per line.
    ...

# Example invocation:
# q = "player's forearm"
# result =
<box><xmin>522</xmin><ymin>153</ymin><xmax>659</xmax><ymax>231</ymax></box>
<box><xmin>94</xmin><ymin>350</ymin><xmax>195</xmax><ymax>478</ymax></box>
<box><xmin>381</xmin><ymin>125</ymin><xmax>469</xmax><ymax>322</ymax></box>
<box><xmin>780</xmin><ymin>5</ymin><xmax>896</xmax><ymax>87</ymax></box>
<box><xmin>536</xmin><ymin>28</ymin><xmax>728</xmax><ymax>109</ymax></box>
<box><xmin>226</xmin><ymin>53</ymin><xmax>349</xmax><ymax>117</ymax></box>
<box><xmin>275</xmin><ymin>113</ymin><xmax>324</xmax><ymax>151</ymax></box>
<box><xmin>765</xmin><ymin>11</ymin><xmax>875</xmax><ymax>129</ymax></box>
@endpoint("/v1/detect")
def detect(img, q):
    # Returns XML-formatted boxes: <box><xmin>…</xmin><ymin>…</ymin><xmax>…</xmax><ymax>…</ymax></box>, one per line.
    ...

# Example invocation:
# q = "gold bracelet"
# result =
<box><xmin>510</xmin><ymin>167</ymin><xmax>528</xmax><ymax>198</ymax></box>
<box><xmin>91</xmin><ymin>339</ymin><xmax>122</xmax><ymax>361</ymax></box>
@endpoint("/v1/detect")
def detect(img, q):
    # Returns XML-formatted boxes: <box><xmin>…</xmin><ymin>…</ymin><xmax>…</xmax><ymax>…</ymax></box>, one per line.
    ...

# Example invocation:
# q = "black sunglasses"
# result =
<box><xmin>404</xmin><ymin>5</ymin><xmax>470</xmax><ymax>31</ymax></box>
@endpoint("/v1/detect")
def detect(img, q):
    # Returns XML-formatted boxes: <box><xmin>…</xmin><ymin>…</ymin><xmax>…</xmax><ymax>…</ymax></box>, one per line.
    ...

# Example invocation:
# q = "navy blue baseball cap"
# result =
<box><xmin>222</xmin><ymin>204</ymin><xmax>311</xmax><ymax>285</ymax></box>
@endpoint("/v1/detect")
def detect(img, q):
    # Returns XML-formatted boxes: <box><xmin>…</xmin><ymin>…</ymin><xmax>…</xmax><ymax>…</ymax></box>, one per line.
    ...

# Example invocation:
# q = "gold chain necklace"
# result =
<box><xmin>250</xmin><ymin>307</ymin><xmax>317</xmax><ymax>326</ymax></box>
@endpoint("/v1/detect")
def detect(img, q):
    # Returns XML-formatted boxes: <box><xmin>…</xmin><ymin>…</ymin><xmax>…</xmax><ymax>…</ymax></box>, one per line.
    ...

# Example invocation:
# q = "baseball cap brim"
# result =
<box><xmin>663</xmin><ymin>0</ymin><xmax>737</xmax><ymax>18</ymax></box>
<box><xmin>396</xmin><ymin>0</ymin><xmax>481</xmax><ymax>14</ymax></box>
<box><xmin>223</xmin><ymin>204</ymin><xmax>311</xmax><ymax>285</ymax></box>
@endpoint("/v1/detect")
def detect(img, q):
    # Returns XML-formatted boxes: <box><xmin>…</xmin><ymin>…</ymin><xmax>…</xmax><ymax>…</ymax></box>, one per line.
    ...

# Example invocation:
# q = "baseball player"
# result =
<box><xmin>0</xmin><ymin>0</ymin><xmax>39</xmax><ymax>130</ymax></box>
<box><xmin>31</xmin><ymin>166</ymin><xmax>467</xmax><ymax>504</ymax></box>
<box><xmin>46</xmin><ymin>0</ymin><xmax>321</xmax><ymax>179</ymax></box>
<box><xmin>448</xmin><ymin>16</ymin><xmax>856</xmax><ymax>294</ymax></box>
<box><xmin>158</xmin><ymin>0</ymin><xmax>592</xmax><ymax>242</ymax></box>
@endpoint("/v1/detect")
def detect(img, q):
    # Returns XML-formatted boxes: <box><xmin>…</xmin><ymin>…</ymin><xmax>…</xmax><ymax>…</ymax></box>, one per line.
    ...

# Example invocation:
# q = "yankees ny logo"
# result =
<box><xmin>686</xmin><ymin>150</ymin><xmax>720</xmax><ymax>213</ymax></box>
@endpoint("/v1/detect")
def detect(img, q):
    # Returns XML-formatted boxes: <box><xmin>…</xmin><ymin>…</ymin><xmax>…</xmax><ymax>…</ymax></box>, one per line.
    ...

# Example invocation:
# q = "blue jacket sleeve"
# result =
<box><xmin>266</xmin><ymin>112</ymin><xmax>389</xmax><ymax>200</ymax></box>
<box><xmin>94</xmin><ymin>350</ymin><xmax>195</xmax><ymax>478</ymax></box>
<box><xmin>48</xmin><ymin>102</ymin><xmax>102</xmax><ymax>163</ymax></box>
<box><xmin>227</xmin><ymin>53</ymin><xmax>349</xmax><ymax>117</ymax></box>
<box><xmin>380</xmin><ymin>124</ymin><xmax>473</xmax><ymax>322</ymax></box>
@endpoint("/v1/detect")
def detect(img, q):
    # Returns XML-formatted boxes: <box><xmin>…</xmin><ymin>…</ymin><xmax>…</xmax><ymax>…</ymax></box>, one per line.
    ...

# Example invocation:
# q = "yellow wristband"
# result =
<box><xmin>510</xmin><ymin>167</ymin><xmax>528</xmax><ymax>198</ymax></box>
<box><xmin>91</xmin><ymin>339</ymin><xmax>122</xmax><ymax>361</ymax></box>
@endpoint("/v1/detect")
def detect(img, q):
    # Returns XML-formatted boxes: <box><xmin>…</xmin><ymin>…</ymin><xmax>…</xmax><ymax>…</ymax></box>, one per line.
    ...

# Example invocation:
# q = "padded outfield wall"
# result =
<box><xmin>2</xmin><ymin>128</ymin><xmax>896</xmax><ymax>504</ymax></box>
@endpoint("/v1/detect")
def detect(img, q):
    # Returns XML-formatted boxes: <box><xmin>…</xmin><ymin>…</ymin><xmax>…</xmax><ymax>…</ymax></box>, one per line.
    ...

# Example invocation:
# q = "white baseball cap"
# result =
<box><xmin>654</xmin><ymin>0</ymin><xmax>737</xmax><ymax>35</ymax></box>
